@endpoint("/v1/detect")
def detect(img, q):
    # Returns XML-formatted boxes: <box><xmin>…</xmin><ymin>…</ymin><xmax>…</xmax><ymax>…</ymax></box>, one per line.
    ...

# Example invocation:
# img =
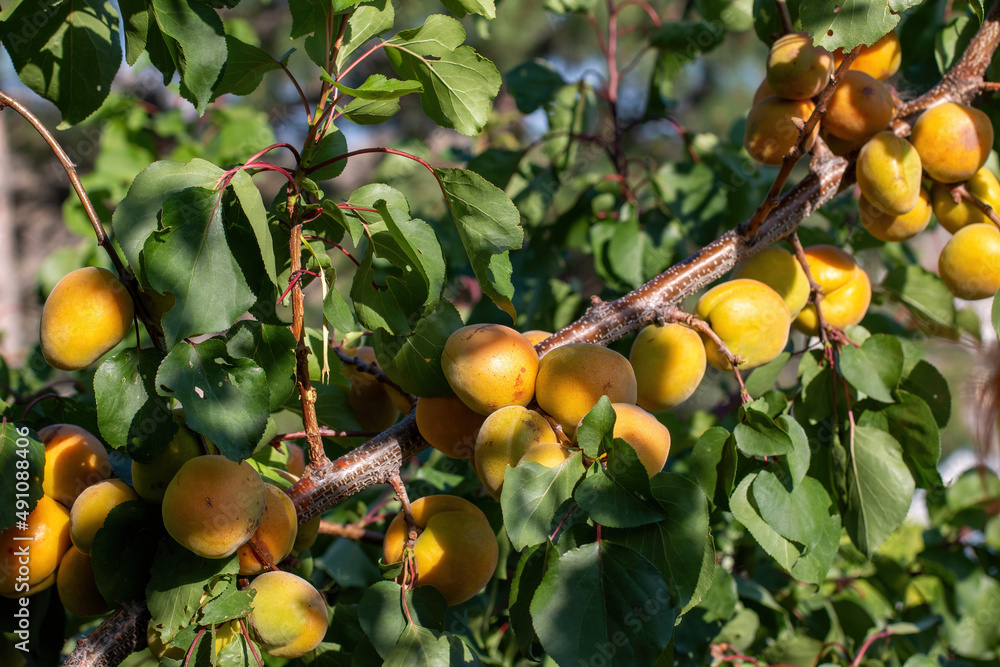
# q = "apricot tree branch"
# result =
<box><xmin>659</xmin><ymin>306</ymin><xmax>750</xmax><ymax>403</ymax></box>
<box><xmin>61</xmin><ymin>600</ymin><xmax>150</xmax><ymax>667</ymax></box>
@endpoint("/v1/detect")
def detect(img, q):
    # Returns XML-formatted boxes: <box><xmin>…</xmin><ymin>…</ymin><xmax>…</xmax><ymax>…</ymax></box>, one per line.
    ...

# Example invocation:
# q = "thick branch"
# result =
<box><xmin>61</xmin><ymin>601</ymin><xmax>150</xmax><ymax>667</ymax></box>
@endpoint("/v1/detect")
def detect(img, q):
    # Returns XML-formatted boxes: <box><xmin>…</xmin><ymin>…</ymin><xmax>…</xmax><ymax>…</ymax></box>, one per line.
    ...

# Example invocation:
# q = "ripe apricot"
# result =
<box><xmin>938</xmin><ymin>224</ymin><xmax>1000</xmax><ymax>300</ymax></box>
<box><xmin>56</xmin><ymin>546</ymin><xmax>109</xmax><ymax>617</ymax></box>
<box><xmin>856</xmin><ymin>131</ymin><xmax>922</xmax><ymax>215</ymax></box>
<box><xmin>383</xmin><ymin>495</ymin><xmax>498</xmax><ymax>605</ymax></box>
<box><xmin>40</xmin><ymin>267</ymin><xmax>134</xmax><ymax>371</ymax></box>
<box><xmin>695</xmin><ymin>279</ymin><xmax>791</xmax><ymax>371</ymax></box>
<box><xmin>822</xmin><ymin>71</ymin><xmax>894</xmax><ymax>142</ymax></box>
<box><xmin>271</xmin><ymin>470</ymin><xmax>319</xmax><ymax>553</ymax></box>
<box><xmin>910</xmin><ymin>102</ymin><xmax>993</xmax><ymax>183</ymax></box>
<box><xmin>343</xmin><ymin>346</ymin><xmax>400</xmax><ymax>431</ymax></box>
<box><xmin>931</xmin><ymin>168</ymin><xmax>1000</xmax><ymax>234</ymax></box>
<box><xmin>732</xmin><ymin>247</ymin><xmax>810</xmax><ymax>317</ymax></box>
<box><xmin>285</xmin><ymin>442</ymin><xmax>306</xmax><ymax>477</ymax></box>
<box><xmin>517</xmin><ymin>443</ymin><xmax>572</xmax><ymax>468</ymax></box>
<box><xmin>39</xmin><ymin>424</ymin><xmax>111</xmax><ymax>508</ymax></box>
<box><xmin>793</xmin><ymin>245</ymin><xmax>872</xmax><ymax>334</ymax></box>
<box><xmin>70</xmin><ymin>478</ymin><xmax>140</xmax><ymax>554</ymax></box>
<box><xmin>473</xmin><ymin>406</ymin><xmax>556</xmax><ymax>499</ymax></box>
<box><xmin>628</xmin><ymin>324</ymin><xmax>706</xmax><ymax>412</ymax></box>
<box><xmin>744</xmin><ymin>96</ymin><xmax>818</xmax><ymax>166</ymax></box>
<box><xmin>766</xmin><ymin>32</ymin><xmax>833</xmax><ymax>100</ymax></box>
<box><xmin>161</xmin><ymin>456</ymin><xmax>267</xmax><ymax>559</ymax></box>
<box><xmin>0</xmin><ymin>496</ymin><xmax>71</xmax><ymax>597</ymax></box>
<box><xmin>415</xmin><ymin>394</ymin><xmax>487</xmax><ymax>459</ymax></box>
<box><xmin>248</xmin><ymin>571</ymin><xmax>329</xmax><ymax>658</ymax></box>
<box><xmin>236</xmin><ymin>483</ymin><xmax>298</xmax><ymax>575</ymax></box>
<box><xmin>534</xmin><ymin>343</ymin><xmax>637</xmax><ymax>435</ymax></box>
<box><xmin>442</xmin><ymin>324</ymin><xmax>539</xmax><ymax>414</ymax></box>
<box><xmin>752</xmin><ymin>78</ymin><xmax>773</xmax><ymax>105</ymax></box>
<box><xmin>610</xmin><ymin>403</ymin><xmax>671</xmax><ymax>477</ymax></box>
<box><xmin>860</xmin><ymin>188</ymin><xmax>932</xmax><ymax>242</ymax></box>
<box><xmin>522</xmin><ymin>330</ymin><xmax>552</xmax><ymax>346</ymax></box>
<box><xmin>131</xmin><ymin>418</ymin><xmax>202</xmax><ymax>504</ymax></box>
<box><xmin>833</xmin><ymin>30</ymin><xmax>902</xmax><ymax>81</ymax></box>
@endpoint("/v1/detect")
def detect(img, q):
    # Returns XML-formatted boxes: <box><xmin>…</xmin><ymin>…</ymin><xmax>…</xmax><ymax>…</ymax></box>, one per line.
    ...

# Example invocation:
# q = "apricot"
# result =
<box><xmin>40</xmin><ymin>267</ymin><xmax>134</xmax><ymax>371</ymax></box>
<box><xmin>248</xmin><ymin>571</ymin><xmax>329</xmax><ymax>658</ymax></box>
<box><xmin>0</xmin><ymin>496</ymin><xmax>71</xmax><ymax>597</ymax></box>
<box><xmin>473</xmin><ymin>406</ymin><xmax>556</xmax><ymax>499</ymax></box>
<box><xmin>821</xmin><ymin>129</ymin><xmax>865</xmax><ymax>156</ymax></box>
<box><xmin>161</xmin><ymin>456</ymin><xmax>267</xmax><ymax>559</ymax></box>
<box><xmin>752</xmin><ymin>78</ymin><xmax>773</xmax><ymax>105</ymax></box>
<box><xmin>39</xmin><ymin>424</ymin><xmax>111</xmax><ymax>508</ymax></box>
<box><xmin>415</xmin><ymin>394</ymin><xmax>487</xmax><ymax>459</ymax></box>
<box><xmin>70</xmin><ymin>478</ymin><xmax>140</xmax><ymax>554</ymax></box>
<box><xmin>517</xmin><ymin>442</ymin><xmax>572</xmax><ymax>468</ymax></box>
<box><xmin>236</xmin><ymin>483</ymin><xmax>297</xmax><ymax>575</ymax></box>
<box><xmin>822</xmin><ymin>71</ymin><xmax>894</xmax><ymax>142</ymax></box>
<box><xmin>856</xmin><ymin>131</ymin><xmax>922</xmax><ymax>215</ymax></box>
<box><xmin>534</xmin><ymin>343</ymin><xmax>637</xmax><ymax>435</ymax></box>
<box><xmin>522</xmin><ymin>330</ymin><xmax>552</xmax><ymax>346</ymax></box>
<box><xmin>285</xmin><ymin>442</ymin><xmax>306</xmax><ymax>477</ymax></box>
<box><xmin>56</xmin><ymin>546</ymin><xmax>109</xmax><ymax>617</ymax></box>
<box><xmin>441</xmin><ymin>324</ymin><xmax>539</xmax><ymax>414</ymax></box>
<box><xmin>271</xmin><ymin>470</ymin><xmax>320</xmax><ymax>553</ymax></box>
<box><xmin>732</xmin><ymin>247</ymin><xmax>810</xmax><ymax>317</ymax></box>
<box><xmin>931</xmin><ymin>168</ymin><xmax>1000</xmax><ymax>234</ymax></box>
<box><xmin>766</xmin><ymin>32</ymin><xmax>833</xmax><ymax>100</ymax></box>
<box><xmin>609</xmin><ymin>403</ymin><xmax>671</xmax><ymax>477</ymax></box>
<box><xmin>695</xmin><ymin>279</ymin><xmax>791</xmax><ymax>371</ymax></box>
<box><xmin>383</xmin><ymin>495</ymin><xmax>498</xmax><ymax>605</ymax></box>
<box><xmin>833</xmin><ymin>30</ymin><xmax>901</xmax><ymax>81</ymax></box>
<box><xmin>628</xmin><ymin>324</ymin><xmax>706</xmax><ymax>412</ymax></box>
<box><xmin>131</xmin><ymin>418</ymin><xmax>202</xmax><ymax>504</ymax></box>
<box><xmin>744</xmin><ymin>96</ymin><xmax>819</xmax><ymax>166</ymax></box>
<box><xmin>343</xmin><ymin>346</ymin><xmax>400</xmax><ymax>431</ymax></box>
<box><xmin>793</xmin><ymin>245</ymin><xmax>872</xmax><ymax>334</ymax></box>
<box><xmin>911</xmin><ymin>102</ymin><xmax>993</xmax><ymax>183</ymax></box>
<box><xmin>860</xmin><ymin>188</ymin><xmax>932</xmax><ymax>242</ymax></box>
<box><xmin>938</xmin><ymin>224</ymin><xmax>1000</xmax><ymax>300</ymax></box>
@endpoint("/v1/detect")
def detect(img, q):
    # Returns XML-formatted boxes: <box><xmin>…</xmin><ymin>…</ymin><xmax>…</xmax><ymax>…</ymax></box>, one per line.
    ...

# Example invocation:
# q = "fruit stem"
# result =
<box><xmin>318</xmin><ymin>520</ymin><xmax>385</xmax><ymax>545</ymax></box>
<box><xmin>938</xmin><ymin>178</ymin><xmax>1000</xmax><ymax>227</ymax></box>
<box><xmin>774</xmin><ymin>0</ymin><xmax>794</xmax><ymax>34</ymax></box>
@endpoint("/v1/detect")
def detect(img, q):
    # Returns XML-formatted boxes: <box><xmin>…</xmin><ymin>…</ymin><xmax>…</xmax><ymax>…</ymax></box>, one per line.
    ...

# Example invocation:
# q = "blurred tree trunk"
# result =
<box><xmin>0</xmin><ymin>115</ymin><xmax>23</xmax><ymax>363</ymax></box>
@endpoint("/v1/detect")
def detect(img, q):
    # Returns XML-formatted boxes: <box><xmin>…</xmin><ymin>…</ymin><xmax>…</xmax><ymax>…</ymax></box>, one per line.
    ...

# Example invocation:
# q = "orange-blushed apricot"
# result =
<box><xmin>415</xmin><ymin>394</ymin><xmax>487</xmax><ymax>459</ymax></box>
<box><xmin>744</xmin><ymin>96</ymin><xmax>818</xmax><ymax>166</ymax></box>
<box><xmin>342</xmin><ymin>346</ymin><xmax>400</xmax><ymax>431</ymax></box>
<box><xmin>56</xmin><ymin>546</ymin><xmax>109</xmax><ymax>617</ymax></box>
<box><xmin>910</xmin><ymin>102</ymin><xmax>993</xmax><ymax>184</ymax></box>
<box><xmin>822</xmin><ymin>70</ymin><xmax>894</xmax><ymax>142</ymax></box>
<box><xmin>695</xmin><ymin>279</ymin><xmax>791</xmax><ymax>371</ymax></box>
<box><xmin>69</xmin><ymin>478</ymin><xmax>139</xmax><ymax>554</ymax></box>
<box><xmin>733</xmin><ymin>247</ymin><xmax>810</xmax><ymax>317</ymax></box>
<box><xmin>609</xmin><ymin>403</ymin><xmax>671</xmax><ymax>477</ymax></box>
<box><xmin>442</xmin><ymin>324</ymin><xmax>539</xmax><ymax>414</ymax></box>
<box><xmin>236</xmin><ymin>483</ymin><xmax>298</xmax><ymax>575</ymax></box>
<box><xmin>517</xmin><ymin>442</ymin><xmax>572</xmax><ymax>468</ymax></box>
<box><xmin>473</xmin><ymin>406</ymin><xmax>556</xmax><ymax>498</ymax></box>
<box><xmin>0</xmin><ymin>496</ymin><xmax>71</xmax><ymax>597</ymax></box>
<box><xmin>39</xmin><ymin>424</ymin><xmax>111</xmax><ymax>508</ymax></box>
<box><xmin>131</xmin><ymin>418</ymin><xmax>202</xmax><ymax>504</ymax></box>
<box><xmin>522</xmin><ymin>330</ymin><xmax>552</xmax><ymax>346</ymax></box>
<box><xmin>833</xmin><ymin>30</ymin><xmax>902</xmax><ymax>81</ymax></box>
<box><xmin>931</xmin><ymin>167</ymin><xmax>1000</xmax><ymax>234</ymax></box>
<box><xmin>628</xmin><ymin>324</ymin><xmax>706</xmax><ymax>412</ymax></box>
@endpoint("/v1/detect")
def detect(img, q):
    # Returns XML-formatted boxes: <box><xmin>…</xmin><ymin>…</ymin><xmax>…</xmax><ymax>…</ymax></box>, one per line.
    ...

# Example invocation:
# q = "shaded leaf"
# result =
<box><xmin>0</xmin><ymin>422</ymin><xmax>43</xmax><ymax>533</ymax></box>
<box><xmin>501</xmin><ymin>453</ymin><xmax>586</xmax><ymax>551</ymax></box>
<box><xmin>94</xmin><ymin>348</ymin><xmax>176</xmax><ymax>458</ymax></box>
<box><xmin>839</xmin><ymin>334</ymin><xmax>903</xmax><ymax>403</ymax></box>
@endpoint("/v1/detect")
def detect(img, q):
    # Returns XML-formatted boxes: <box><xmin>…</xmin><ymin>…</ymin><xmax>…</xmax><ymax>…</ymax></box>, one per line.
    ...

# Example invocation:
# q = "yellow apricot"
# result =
<box><xmin>610</xmin><ymin>403</ymin><xmax>671</xmax><ymax>477</ymax></box>
<box><xmin>383</xmin><ymin>495</ymin><xmax>498</xmax><ymax>606</ymax></box>
<box><xmin>766</xmin><ymin>32</ymin><xmax>834</xmax><ymax>100</ymax></box>
<box><xmin>752</xmin><ymin>78</ymin><xmax>773</xmax><ymax>105</ymax></box>
<box><xmin>744</xmin><ymin>96</ymin><xmax>818</xmax><ymax>166</ymax></box>
<box><xmin>39</xmin><ymin>424</ymin><xmax>111</xmax><ymax>508</ymax></box>
<box><xmin>931</xmin><ymin>168</ymin><xmax>1000</xmax><ymax>234</ymax></box>
<box><xmin>70</xmin><ymin>479</ymin><xmax>139</xmax><ymax>554</ymax></box>
<box><xmin>40</xmin><ymin>267</ymin><xmax>134</xmax><ymax>371</ymax></box>
<box><xmin>793</xmin><ymin>245</ymin><xmax>872</xmax><ymax>334</ymax></box>
<box><xmin>822</xmin><ymin>71</ymin><xmax>895</xmax><ymax>142</ymax></box>
<box><xmin>821</xmin><ymin>129</ymin><xmax>866</xmax><ymax>156</ymax></box>
<box><xmin>147</xmin><ymin>625</ymin><xmax>185</xmax><ymax>661</ymax></box>
<box><xmin>248</xmin><ymin>570</ymin><xmax>329</xmax><ymax>658</ymax></box>
<box><xmin>161</xmin><ymin>456</ymin><xmax>267</xmax><ymax>559</ymax></box>
<box><xmin>856</xmin><ymin>131</ymin><xmax>922</xmax><ymax>215</ymax></box>
<box><xmin>517</xmin><ymin>443</ymin><xmax>572</xmax><ymax>468</ymax></box>
<box><xmin>236</xmin><ymin>483</ymin><xmax>298</xmax><ymax>575</ymax></box>
<box><xmin>415</xmin><ymin>394</ymin><xmax>487</xmax><ymax>459</ymax></box>
<box><xmin>833</xmin><ymin>30</ymin><xmax>901</xmax><ymax>81</ymax></box>
<box><xmin>860</xmin><ymin>188</ymin><xmax>932</xmax><ymax>242</ymax></box>
<box><xmin>0</xmin><ymin>496</ymin><xmax>71</xmax><ymax>597</ymax></box>
<box><xmin>56</xmin><ymin>546</ymin><xmax>109</xmax><ymax>617</ymax></box>
<box><xmin>732</xmin><ymin>247</ymin><xmax>810</xmax><ymax>317</ymax></box>
<box><xmin>938</xmin><ymin>224</ymin><xmax>1000</xmax><ymax>300</ymax></box>
<box><xmin>695</xmin><ymin>279</ymin><xmax>791</xmax><ymax>371</ymax></box>
<box><xmin>442</xmin><ymin>324</ymin><xmax>539</xmax><ymax>414</ymax></box>
<box><xmin>131</xmin><ymin>418</ymin><xmax>202</xmax><ymax>504</ymax></box>
<box><xmin>343</xmin><ymin>346</ymin><xmax>400</xmax><ymax>431</ymax></box>
<box><xmin>535</xmin><ymin>343</ymin><xmax>637</xmax><ymax>435</ymax></box>
<box><xmin>271</xmin><ymin>470</ymin><xmax>320</xmax><ymax>553</ymax></box>
<box><xmin>911</xmin><ymin>102</ymin><xmax>993</xmax><ymax>183</ymax></box>
<box><xmin>473</xmin><ymin>407</ymin><xmax>556</xmax><ymax>499</ymax></box>
<box><xmin>522</xmin><ymin>330</ymin><xmax>552</xmax><ymax>346</ymax></box>
<box><xmin>628</xmin><ymin>324</ymin><xmax>706</xmax><ymax>412</ymax></box>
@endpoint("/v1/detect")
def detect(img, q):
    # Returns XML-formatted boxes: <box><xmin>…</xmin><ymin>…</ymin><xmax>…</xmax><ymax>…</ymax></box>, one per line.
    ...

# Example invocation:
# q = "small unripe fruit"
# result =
<box><xmin>0</xmin><ymin>496</ymin><xmax>71</xmax><ymax>597</ymax></box>
<box><xmin>910</xmin><ymin>102</ymin><xmax>993</xmax><ymax>183</ymax></box>
<box><xmin>732</xmin><ymin>247</ymin><xmax>810</xmax><ymax>317</ymax></box>
<box><xmin>628</xmin><ymin>324</ymin><xmax>706</xmax><ymax>412</ymax></box>
<box><xmin>248</xmin><ymin>571</ymin><xmax>329</xmax><ymax>658</ymax></box>
<box><xmin>40</xmin><ymin>267</ymin><xmax>134</xmax><ymax>371</ymax></box>
<box><xmin>822</xmin><ymin>71</ymin><xmax>894</xmax><ymax>142</ymax></box>
<box><xmin>793</xmin><ymin>245</ymin><xmax>872</xmax><ymax>334</ymax></box>
<box><xmin>931</xmin><ymin>168</ymin><xmax>1000</xmax><ymax>234</ymax></box>
<box><xmin>473</xmin><ymin>406</ymin><xmax>556</xmax><ymax>498</ymax></box>
<box><xmin>744</xmin><ymin>96</ymin><xmax>818</xmax><ymax>166</ymax></box>
<box><xmin>695</xmin><ymin>279</ymin><xmax>791</xmax><ymax>371</ymax></box>
<box><xmin>860</xmin><ymin>188</ymin><xmax>932</xmax><ymax>242</ymax></box>
<box><xmin>416</xmin><ymin>394</ymin><xmax>487</xmax><ymax>459</ymax></box>
<box><xmin>833</xmin><ymin>30</ymin><xmax>902</xmax><ymax>81</ymax></box>
<box><xmin>39</xmin><ymin>424</ymin><xmax>112</xmax><ymax>508</ymax></box>
<box><xmin>856</xmin><ymin>131</ymin><xmax>922</xmax><ymax>215</ymax></box>
<box><xmin>442</xmin><ymin>324</ymin><xmax>539</xmax><ymax>414</ymax></box>
<box><xmin>70</xmin><ymin>478</ymin><xmax>139</xmax><ymax>554</ymax></box>
<box><xmin>56</xmin><ymin>546</ymin><xmax>109</xmax><ymax>617</ymax></box>
<box><xmin>938</xmin><ymin>224</ymin><xmax>1000</xmax><ymax>300</ymax></box>
<box><xmin>766</xmin><ymin>32</ymin><xmax>833</xmax><ymax>100</ymax></box>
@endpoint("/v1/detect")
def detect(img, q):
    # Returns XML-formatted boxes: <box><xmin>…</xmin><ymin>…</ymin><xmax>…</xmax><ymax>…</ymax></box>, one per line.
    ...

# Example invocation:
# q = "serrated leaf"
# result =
<box><xmin>302</xmin><ymin>129</ymin><xmax>349</xmax><ymax>182</ymax></box>
<box><xmin>839</xmin><ymin>334</ymin><xmax>903</xmax><ymax>403</ymax></box>
<box><xmin>224</xmin><ymin>321</ymin><xmax>296</xmax><ymax>412</ymax></box>
<box><xmin>343</xmin><ymin>96</ymin><xmax>402</xmax><ymax>124</ymax></box>
<box><xmin>734</xmin><ymin>407</ymin><xmax>793</xmax><ymax>458</ymax></box>
<box><xmin>336</xmin><ymin>0</ymin><xmax>395</xmax><ymax>68</ymax></box>
<box><xmin>119</xmin><ymin>0</ymin><xmax>150</xmax><ymax>65</ymax></box>
<box><xmin>358</xmin><ymin>581</ymin><xmax>447</xmax><ymax>659</ymax></box>
<box><xmin>94</xmin><ymin>348</ymin><xmax>176</xmax><ymax>457</ymax></box>
<box><xmin>509</xmin><ymin>543</ymin><xmax>549</xmax><ymax>658</ymax></box>
<box><xmin>383</xmin><ymin>625</ymin><xmax>482</xmax><ymax>666</ymax></box>
<box><xmin>575</xmin><ymin>396</ymin><xmax>616</xmax><ymax>459</ymax></box>
<box><xmin>156</xmin><ymin>338</ymin><xmax>269</xmax><ymax>461</ymax></box>
<box><xmin>214</xmin><ymin>35</ymin><xmax>282</xmax><ymax>97</ymax></box>
<box><xmin>375</xmin><ymin>201</ymin><xmax>446</xmax><ymax>308</ymax></box>
<box><xmin>324</xmin><ymin>268</ymin><xmax>357</xmax><ymax>335</ymax></box>
<box><xmin>288</xmin><ymin>0</ymin><xmax>326</xmax><ymax>39</ymax></box>
<box><xmin>92</xmin><ymin>500</ymin><xmax>162</xmax><ymax>604</ymax></box>
<box><xmin>883</xmin><ymin>392</ymin><xmax>943</xmax><ymax>490</ymax></box>
<box><xmin>441</xmin><ymin>0</ymin><xmax>496</xmax><ymax>18</ymax></box>
<box><xmin>506</xmin><ymin>60</ymin><xmax>565</xmax><ymax>113</ymax></box>
<box><xmin>372</xmin><ymin>299</ymin><xmax>462</xmax><ymax>396</ymax></box>
<box><xmin>0</xmin><ymin>421</ymin><xmax>44</xmax><ymax>533</ymax></box>
<box><xmin>230</xmin><ymin>168</ymin><xmax>278</xmax><ymax>285</ymax></box>
<box><xmin>845</xmin><ymin>426</ymin><xmax>915</xmax><ymax>556</ymax></box>
<box><xmin>745</xmin><ymin>352</ymin><xmax>791</xmax><ymax>398</ymax></box>
<box><xmin>150</xmin><ymin>0</ymin><xmax>228</xmax><ymax>114</ymax></box>
<box><xmin>198</xmin><ymin>580</ymin><xmax>254</xmax><ymax>625</ymax></box>
<box><xmin>800</xmin><ymin>0</ymin><xmax>900</xmax><ymax>53</ymax></box>
<box><xmin>882</xmin><ymin>265</ymin><xmax>957</xmax><ymax>328</ymax></box>
<box><xmin>502</xmin><ymin>453</ymin><xmax>586</xmax><ymax>551</ymax></box>
<box><xmin>328</xmin><ymin>73</ymin><xmax>423</xmax><ymax>100</ymax></box>
<box><xmin>574</xmin><ymin>439</ymin><xmax>666</xmax><ymax>528</ymax></box>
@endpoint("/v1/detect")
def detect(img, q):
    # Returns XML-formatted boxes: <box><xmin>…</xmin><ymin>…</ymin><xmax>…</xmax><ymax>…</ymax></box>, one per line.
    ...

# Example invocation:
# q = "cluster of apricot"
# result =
<box><xmin>0</xmin><ymin>419</ymin><xmax>328</xmax><ymax>659</ymax></box>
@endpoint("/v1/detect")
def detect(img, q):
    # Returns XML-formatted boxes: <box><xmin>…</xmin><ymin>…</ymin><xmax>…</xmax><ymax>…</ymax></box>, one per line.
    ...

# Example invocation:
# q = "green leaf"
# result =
<box><xmin>198</xmin><ymin>580</ymin><xmax>254</xmax><ymax>625</ymax></box>
<box><xmin>574</xmin><ymin>439</ymin><xmax>666</xmax><ymax>528</ymax></box>
<box><xmin>358</xmin><ymin>581</ymin><xmax>447</xmax><ymax>659</ymax></box>
<box><xmin>336</xmin><ymin>0</ymin><xmax>395</xmax><ymax>69</ymax></box>
<box><xmin>777</xmin><ymin>415</ymin><xmax>810</xmax><ymax>488</ymax></box>
<box><xmin>730</xmin><ymin>474</ymin><xmax>797</xmax><ymax>572</ymax></box>
<box><xmin>91</xmin><ymin>500</ymin><xmax>162</xmax><ymax>604</ymax></box>
<box><xmin>214</xmin><ymin>35</ymin><xmax>282</xmax><ymax>97</ymax></box>
<box><xmin>531</xmin><ymin>542</ymin><xmax>675</xmax><ymax>665</ymax></box>
<box><xmin>343</xmin><ymin>97</ymin><xmax>402</xmax><ymax>125</ymax></box>
<box><xmin>901</xmin><ymin>360</ymin><xmax>951</xmax><ymax>429</ymax></box>
<box><xmin>0</xmin><ymin>422</ymin><xmax>44</xmax><ymax>533</ymax></box>
<box><xmin>375</xmin><ymin>201</ymin><xmax>446</xmax><ymax>308</ymax></box>
<box><xmin>753</xmin><ymin>469</ymin><xmax>831</xmax><ymax>546</ymax></box>
<box><xmin>288</xmin><ymin>0</ymin><xmax>326</xmax><ymax>39</ymax></box>
<box><xmin>734</xmin><ymin>407</ymin><xmax>793</xmax><ymax>458</ymax></box>
<box><xmin>466</xmin><ymin>148</ymin><xmax>525</xmax><ymax>189</ymax></box>
<box><xmin>509</xmin><ymin>544</ymin><xmax>549</xmax><ymax>658</ymax></box>
<box><xmin>119</xmin><ymin>0</ymin><xmax>150</xmax><ymax>65</ymax></box>
<box><xmin>230</xmin><ymin>168</ymin><xmax>278</xmax><ymax>285</ymax></box>
<box><xmin>386</xmin><ymin>15</ymin><xmax>502</xmax><ymax>136</ymax></box>
<box><xmin>441</xmin><ymin>0</ymin><xmax>496</xmax><ymax>18</ymax></box>
<box><xmin>882</xmin><ymin>265</ymin><xmax>956</xmax><ymax>328</ymax></box>
<box><xmin>799</xmin><ymin>0</ymin><xmax>901</xmax><ymax>53</ymax></box>
<box><xmin>544</xmin><ymin>0</ymin><xmax>598</xmax><ymax>12</ymax></box>
<box><xmin>94</xmin><ymin>348</ymin><xmax>176</xmax><ymax>456</ymax></box>
<box><xmin>328</xmin><ymin>73</ymin><xmax>424</xmax><ymax>100</ymax></box>
<box><xmin>224</xmin><ymin>321</ymin><xmax>296</xmax><ymax>412</ymax></box>
<box><xmin>883</xmin><ymin>392</ymin><xmax>943</xmax><ymax>491</ymax></box>
<box><xmin>844</xmin><ymin>426</ymin><xmax>915</xmax><ymax>556</ymax></box>
<box><xmin>373</xmin><ymin>299</ymin><xmax>462</xmax><ymax>397</ymax></box>
<box><xmin>324</xmin><ymin>268</ymin><xmax>357</xmax><ymax>334</ymax></box>
<box><xmin>838</xmin><ymin>334</ymin><xmax>903</xmax><ymax>403</ymax></box>
<box><xmin>435</xmin><ymin>167</ymin><xmax>523</xmax><ymax>318</ymax></box>
<box><xmin>650</xmin><ymin>21</ymin><xmax>724</xmax><ymax>53</ymax></box>
<box><xmin>302</xmin><ymin>129</ymin><xmax>349</xmax><ymax>182</ymax></box>
<box><xmin>1</xmin><ymin>0</ymin><xmax>121</xmax><ymax>125</ymax></box>
<box><xmin>501</xmin><ymin>453</ymin><xmax>586</xmax><ymax>551</ymax></box>
<box><xmin>150</xmin><ymin>0</ymin><xmax>228</xmax><ymax>114</ymax></box>
<box><xmin>155</xmin><ymin>338</ymin><xmax>269</xmax><ymax>461</ymax></box>
<box><xmin>745</xmin><ymin>352</ymin><xmax>791</xmax><ymax>398</ymax></box>
<box><xmin>383</xmin><ymin>625</ymin><xmax>482</xmax><ymax>666</ymax></box>
<box><xmin>575</xmin><ymin>396</ymin><xmax>616</xmax><ymax>459</ymax></box>
<box><xmin>143</xmin><ymin>187</ymin><xmax>256</xmax><ymax>346</ymax></box>
<box><xmin>690</xmin><ymin>427</ymin><xmax>733</xmax><ymax>503</ymax></box>
<box><xmin>506</xmin><ymin>60</ymin><xmax>566</xmax><ymax>113</ymax></box>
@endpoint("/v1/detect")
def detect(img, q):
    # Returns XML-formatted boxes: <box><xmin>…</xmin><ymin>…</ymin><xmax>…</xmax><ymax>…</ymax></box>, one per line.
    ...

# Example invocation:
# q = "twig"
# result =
<box><xmin>937</xmin><ymin>178</ymin><xmax>1000</xmax><ymax>227</ymax></box>
<box><xmin>317</xmin><ymin>519</ymin><xmax>385</xmax><ymax>545</ymax></box>
<box><xmin>334</xmin><ymin>347</ymin><xmax>415</xmax><ymax>406</ymax></box>
<box><xmin>774</xmin><ymin>0</ymin><xmax>794</xmax><ymax>34</ymax></box>
<box><xmin>660</xmin><ymin>306</ymin><xmax>750</xmax><ymax>404</ymax></box>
